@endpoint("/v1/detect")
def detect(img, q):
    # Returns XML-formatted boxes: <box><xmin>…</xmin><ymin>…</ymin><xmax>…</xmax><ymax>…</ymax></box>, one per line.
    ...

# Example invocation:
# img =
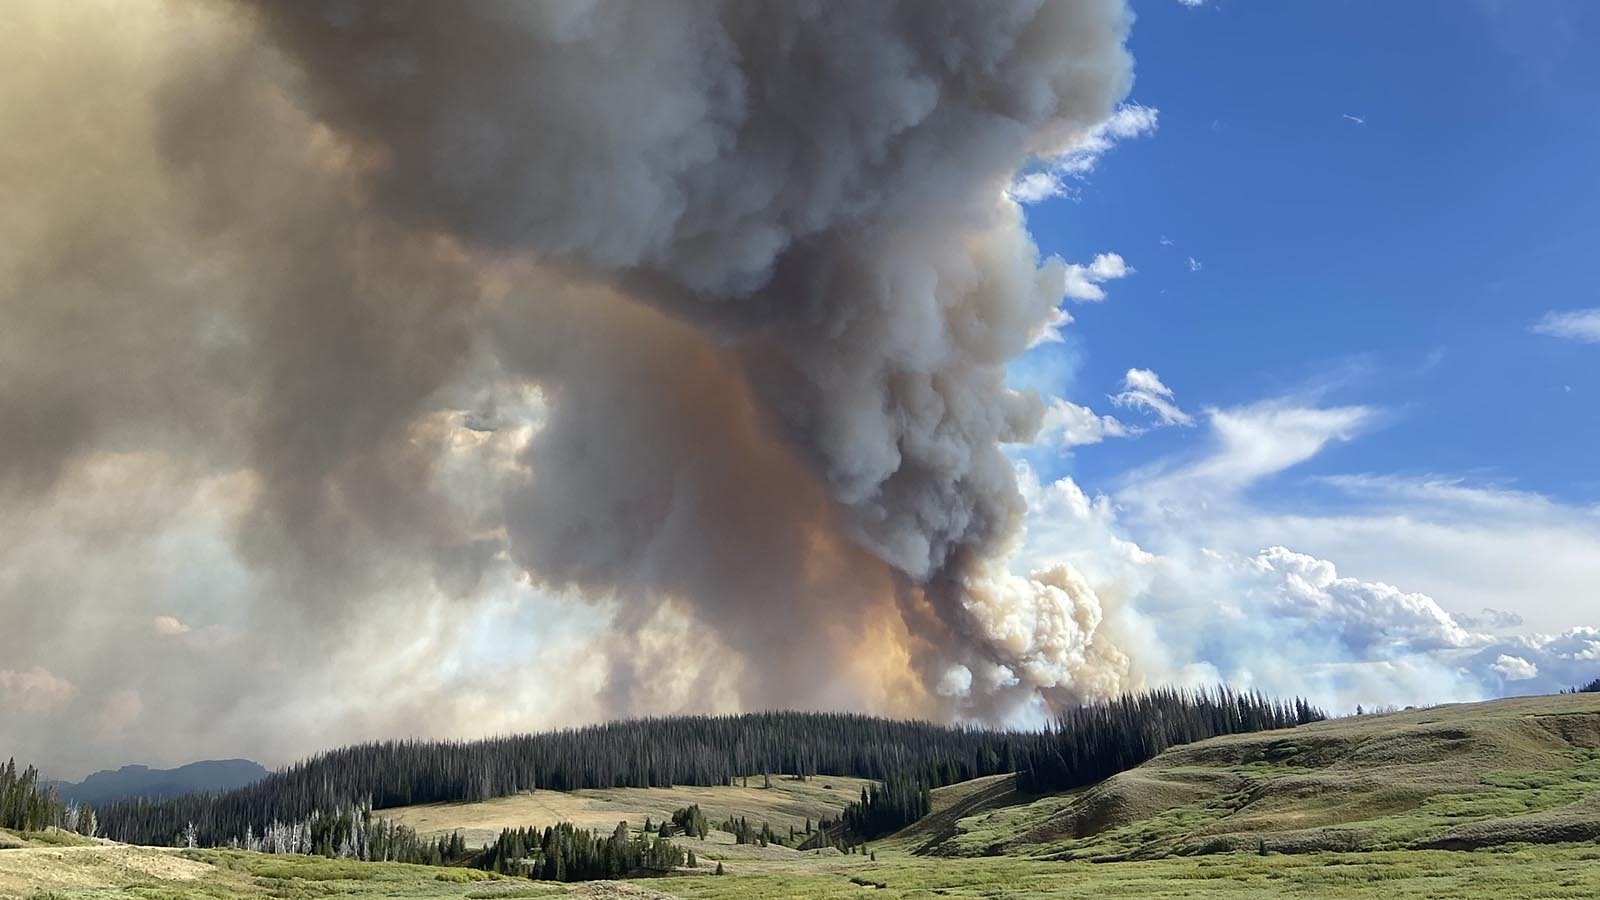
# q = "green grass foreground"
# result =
<box><xmin>6</xmin><ymin>843</ymin><xmax>1600</xmax><ymax>900</ymax></box>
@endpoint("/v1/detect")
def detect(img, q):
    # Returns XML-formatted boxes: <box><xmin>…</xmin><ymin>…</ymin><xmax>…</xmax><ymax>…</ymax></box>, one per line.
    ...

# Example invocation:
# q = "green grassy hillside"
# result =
<box><xmin>896</xmin><ymin>691</ymin><xmax>1600</xmax><ymax>860</ymax></box>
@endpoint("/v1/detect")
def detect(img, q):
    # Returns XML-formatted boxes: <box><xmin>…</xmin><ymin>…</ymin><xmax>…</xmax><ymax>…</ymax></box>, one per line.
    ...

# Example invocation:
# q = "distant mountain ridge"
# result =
<box><xmin>50</xmin><ymin>759</ymin><xmax>268</xmax><ymax>807</ymax></box>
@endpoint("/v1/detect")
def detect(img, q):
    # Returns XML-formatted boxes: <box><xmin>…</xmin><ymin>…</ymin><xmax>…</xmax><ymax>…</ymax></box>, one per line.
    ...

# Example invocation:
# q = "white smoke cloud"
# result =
<box><xmin>0</xmin><ymin>0</ymin><xmax>1152</xmax><ymax>772</ymax></box>
<box><xmin>0</xmin><ymin>667</ymin><xmax>78</xmax><ymax>718</ymax></box>
<box><xmin>1011</xmin><ymin>104</ymin><xmax>1159</xmax><ymax>202</ymax></box>
<box><xmin>152</xmin><ymin>616</ymin><xmax>191</xmax><ymax>637</ymax></box>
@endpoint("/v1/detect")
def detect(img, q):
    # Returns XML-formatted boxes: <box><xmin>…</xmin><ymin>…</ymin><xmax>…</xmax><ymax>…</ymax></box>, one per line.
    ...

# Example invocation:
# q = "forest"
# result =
<box><xmin>98</xmin><ymin>711</ymin><xmax>1024</xmax><ymax>847</ymax></box>
<box><xmin>93</xmin><ymin>690</ymin><xmax>1324</xmax><ymax>854</ymax></box>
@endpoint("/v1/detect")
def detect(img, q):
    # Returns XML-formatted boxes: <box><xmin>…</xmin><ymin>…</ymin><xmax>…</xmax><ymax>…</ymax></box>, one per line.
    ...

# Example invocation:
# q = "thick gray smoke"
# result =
<box><xmin>0</xmin><ymin>0</ymin><xmax>1138</xmax><ymax>771</ymax></box>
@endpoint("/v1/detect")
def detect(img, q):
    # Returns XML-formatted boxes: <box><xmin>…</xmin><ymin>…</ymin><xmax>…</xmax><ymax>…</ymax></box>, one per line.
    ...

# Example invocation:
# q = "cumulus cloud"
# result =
<box><xmin>0</xmin><ymin>667</ymin><xmax>79</xmax><ymax>717</ymax></box>
<box><xmin>1531</xmin><ymin>308</ymin><xmax>1600</xmax><ymax>343</ymax></box>
<box><xmin>1038</xmin><ymin>399</ymin><xmax>1132</xmax><ymax>448</ymax></box>
<box><xmin>1242</xmin><ymin>546</ymin><xmax>1480</xmax><ymax>655</ymax></box>
<box><xmin>1062</xmin><ymin>253</ymin><xmax>1134</xmax><ymax>302</ymax></box>
<box><xmin>1111</xmin><ymin>368</ymin><xmax>1194</xmax><ymax>427</ymax></box>
<box><xmin>1489</xmin><ymin>654</ymin><xmax>1538</xmax><ymax>682</ymax></box>
<box><xmin>1011</xmin><ymin>391</ymin><xmax>1599</xmax><ymax>712</ymax></box>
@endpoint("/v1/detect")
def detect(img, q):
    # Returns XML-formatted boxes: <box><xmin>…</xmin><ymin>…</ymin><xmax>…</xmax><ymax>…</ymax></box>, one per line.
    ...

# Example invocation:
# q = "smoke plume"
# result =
<box><xmin>0</xmin><ymin>0</ymin><xmax>1140</xmax><ymax>771</ymax></box>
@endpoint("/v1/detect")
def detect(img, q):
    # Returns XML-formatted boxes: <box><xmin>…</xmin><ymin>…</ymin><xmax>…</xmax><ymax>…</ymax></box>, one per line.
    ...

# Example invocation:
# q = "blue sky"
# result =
<box><xmin>1021</xmin><ymin>0</ymin><xmax>1599</xmax><ymax>502</ymax></box>
<box><xmin>1004</xmin><ymin>0</ymin><xmax>1600</xmax><ymax>709</ymax></box>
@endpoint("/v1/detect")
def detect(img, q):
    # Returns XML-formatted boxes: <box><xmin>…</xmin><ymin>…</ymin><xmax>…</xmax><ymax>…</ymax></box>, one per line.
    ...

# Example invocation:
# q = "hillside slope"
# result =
<box><xmin>917</xmin><ymin>692</ymin><xmax>1600</xmax><ymax>860</ymax></box>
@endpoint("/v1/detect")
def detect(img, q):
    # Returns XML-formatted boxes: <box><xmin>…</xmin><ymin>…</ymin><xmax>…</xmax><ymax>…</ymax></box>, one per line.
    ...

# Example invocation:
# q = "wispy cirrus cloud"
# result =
<box><xmin>1531</xmin><ymin>308</ymin><xmax>1600</xmax><ymax>343</ymax></box>
<box><xmin>1112</xmin><ymin>368</ymin><xmax>1194</xmax><ymax>428</ymax></box>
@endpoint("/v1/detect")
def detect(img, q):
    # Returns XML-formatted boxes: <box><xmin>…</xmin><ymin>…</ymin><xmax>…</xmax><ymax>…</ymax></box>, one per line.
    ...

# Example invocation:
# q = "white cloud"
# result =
<box><xmin>1061</xmin><ymin>252</ymin><xmax>1133</xmax><ymax>303</ymax></box>
<box><xmin>1177</xmin><ymin>0</ymin><xmax>1206</xmax><ymax>7</ymax></box>
<box><xmin>1531</xmin><ymin>308</ymin><xmax>1600</xmax><ymax>343</ymax></box>
<box><xmin>1184</xmin><ymin>401</ymin><xmax>1369</xmax><ymax>488</ymax></box>
<box><xmin>1489</xmin><ymin>654</ymin><xmax>1538</xmax><ymax>681</ymax></box>
<box><xmin>1187</xmin><ymin>256</ymin><xmax>1203</xmax><ymax>272</ymax></box>
<box><xmin>1258</xmin><ymin>475</ymin><xmax>1600</xmax><ymax>635</ymax></box>
<box><xmin>1033</xmin><ymin>252</ymin><xmax>1134</xmax><ymax>346</ymax></box>
<box><xmin>1017</xmin><ymin>387</ymin><xmax>1600</xmax><ymax>712</ymax></box>
<box><xmin>1111</xmin><ymin>368</ymin><xmax>1194</xmax><ymax>427</ymax></box>
<box><xmin>0</xmin><ymin>667</ymin><xmax>79</xmax><ymax>717</ymax></box>
<box><xmin>1011</xmin><ymin>104</ymin><xmax>1159</xmax><ymax>202</ymax></box>
<box><xmin>1159</xmin><ymin>235</ymin><xmax>1175</xmax><ymax>247</ymax></box>
<box><xmin>1458</xmin><ymin>607</ymin><xmax>1524</xmax><ymax>630</ymax></box>
<box><xmin>1342</xmin><ymin>114</ymin><xmax>1366</xmax><ymax>126</ymax></box>
<box><xmin>1243</xmin><ymin>546</ymin><xmax>1480</xmax><ymax>654</ymax></box>
<box><xmin>153</xmin><ymin>615</ymin><xmax>191</xmax><ymax>637</ymax></box>
<box><xmin>1038</xmin><ymin>398</ymin><xmax>1132</xmax><ymax>448</ymax></box>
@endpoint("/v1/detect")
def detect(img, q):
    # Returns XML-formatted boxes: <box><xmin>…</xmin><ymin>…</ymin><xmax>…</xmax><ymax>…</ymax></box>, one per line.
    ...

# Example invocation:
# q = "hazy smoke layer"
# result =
<box><xmin>0</xmin><ymin>0</ymin><xmax>1137</xmax><ymax>770</ymax></box>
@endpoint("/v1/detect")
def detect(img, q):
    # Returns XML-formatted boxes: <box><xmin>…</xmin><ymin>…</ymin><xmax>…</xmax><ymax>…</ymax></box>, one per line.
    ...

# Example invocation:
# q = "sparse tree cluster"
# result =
<box><xmin>1565</xmin><ymin>677</ymin><xmax>1600</xmax><ymax>694</ymax></box>
<box><xmin>229</xmin><ymin>801</ymin><xmax>467</xmax><ymax>866</ymax></box>
<box><xmin>1</xmin><ymin>758</ymin><xmax>91</xmax><ymax>836</ymax></box>
<box><xmin>717</xmin><ymin>814</ymin><xmax>779</xmax><ymax>846</ymax></box>
<box><xmin>669</xmin><ymin>804</ymin><xmax>709</xmax><ymax>839</ymax></box>
<box><xmin>841</xmin><ymin>774</ymin><xmax>931</xmax><ymax>839</ymax></box>
<box><xmin>1015</xmin><ymin>687</ymin><xmax>1323</xmax><ymax>794</ymax></box>
<box><xmin>476</xmin><ymin>821</ymin><xmax>690</xmax><ymax>881</ymax></box>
